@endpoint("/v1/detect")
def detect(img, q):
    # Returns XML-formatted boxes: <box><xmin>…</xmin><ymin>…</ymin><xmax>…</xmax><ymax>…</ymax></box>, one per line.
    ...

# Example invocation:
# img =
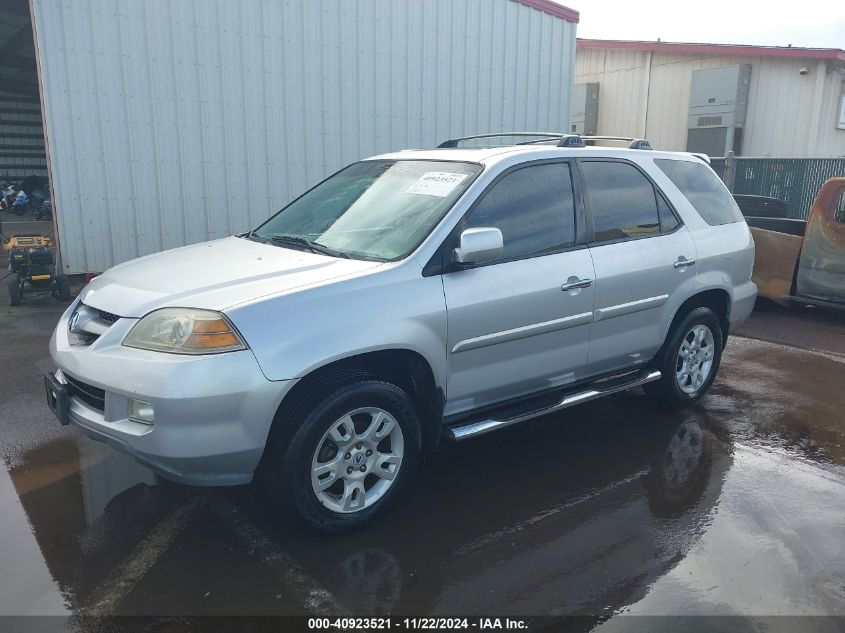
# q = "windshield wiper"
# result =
<box><xmin>268</xmin><ymin>234</ymin><xmax>351</xmax><ymax>259</ymax></box>
<box><xmin>237</xmin><ymin>229</ymin><xmax>266</xmax><ymax>243</ymax></box>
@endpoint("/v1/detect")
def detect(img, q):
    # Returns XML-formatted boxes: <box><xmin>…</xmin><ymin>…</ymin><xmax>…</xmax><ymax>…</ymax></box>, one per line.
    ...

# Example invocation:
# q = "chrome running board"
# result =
<box><xmin>446</xmin><ymin>369</ymin><xmax>662</xmax><ymax>441</ymax></box>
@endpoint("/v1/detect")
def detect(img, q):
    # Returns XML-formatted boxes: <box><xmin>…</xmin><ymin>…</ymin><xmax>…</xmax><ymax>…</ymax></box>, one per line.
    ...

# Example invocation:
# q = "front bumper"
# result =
<box><xmin>48</xmin><ymin>302</ymin><xmax>294</xmax><ymax>486</ymax></box>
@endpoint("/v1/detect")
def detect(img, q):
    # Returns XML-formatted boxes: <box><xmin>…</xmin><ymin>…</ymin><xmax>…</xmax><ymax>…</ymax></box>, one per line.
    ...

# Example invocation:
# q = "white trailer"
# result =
<box><xmin>27</xmin><ymin>0</ymin><xmax>578</xmax><ymax>274</ymax></box>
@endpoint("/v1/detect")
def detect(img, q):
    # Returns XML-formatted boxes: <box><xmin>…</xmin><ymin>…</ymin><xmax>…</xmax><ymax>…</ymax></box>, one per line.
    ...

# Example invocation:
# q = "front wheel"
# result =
<box><xmin>645</xmin><ymin>307</ymin><xmax>724</xmax><ymax>409</ymax></box>
<box><xmin>264</xmin><ymin>379</ymin><xmax>421</xmax><ymax>533</ymax></box>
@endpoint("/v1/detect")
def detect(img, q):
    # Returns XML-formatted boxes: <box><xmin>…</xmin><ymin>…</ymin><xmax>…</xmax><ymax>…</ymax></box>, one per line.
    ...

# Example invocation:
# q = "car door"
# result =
<box><xmin>796</xmin><ymin>181</ymin><xmax>845</xmax><ymax>302</ymax></box>
<box><xmin>441</xmin><ymin>160</ymin><xmax>596</xmax><ymax>417</ymax></box>
<box><xmin>578</xmin><ymin>159</ymin><xmax>698</xmax><ymax>376</ymax></box>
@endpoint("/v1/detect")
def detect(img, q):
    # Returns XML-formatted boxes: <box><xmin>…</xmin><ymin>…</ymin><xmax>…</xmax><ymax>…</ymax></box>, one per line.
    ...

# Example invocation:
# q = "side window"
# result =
<box><xmin>464</xmin><ymin>162</ymin><xmax>576</xmax><ymax>261</ymax></box>
<box><xmin>658</xmin><ymin>193</ymin><xmax>680</xmax><ymax>232</ymax></box>
<box><xmin>580</xmin><ymin>161</ymin><xmax>660</xmax><ymax>242</ymax></box>
<box><xmin>655</xmin><ymin>158</ymin><xmax>744</xmax><ymax>225</ymax></box>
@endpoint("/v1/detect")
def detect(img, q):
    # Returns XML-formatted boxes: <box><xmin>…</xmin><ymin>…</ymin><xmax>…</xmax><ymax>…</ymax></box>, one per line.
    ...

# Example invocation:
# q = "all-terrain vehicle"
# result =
<box><xmin>4</xmin><ymin>233</ymin><xmax>70</xmax><ymax>305</ymax></box>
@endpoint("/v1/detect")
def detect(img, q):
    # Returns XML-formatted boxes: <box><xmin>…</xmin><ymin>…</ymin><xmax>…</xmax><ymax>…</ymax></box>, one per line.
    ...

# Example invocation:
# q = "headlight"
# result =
<box><xmin>123</xmin><ymin>308</ymin><xmax>247</xmax><ymax>354</ymax></box>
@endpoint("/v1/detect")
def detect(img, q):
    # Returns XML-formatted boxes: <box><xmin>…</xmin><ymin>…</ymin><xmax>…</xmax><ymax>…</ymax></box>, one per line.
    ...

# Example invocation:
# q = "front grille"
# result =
<box><xmin>97</xmin><ymin>309</ymin><xmax>120</xmax><ymax>323</ymax></box>
<box><xmin>65</xmin><ymin>375</ymin><xmax>106</xmax><ymax>412</ymax></box>
<box><xmin>68</xmin><ymin>303</ymin><xmax>122</xmax><ymax>346</ymax></box>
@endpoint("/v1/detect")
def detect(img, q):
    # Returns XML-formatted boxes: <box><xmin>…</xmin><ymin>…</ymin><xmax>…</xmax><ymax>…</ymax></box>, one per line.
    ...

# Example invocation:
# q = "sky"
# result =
<box><xmin>568</xmin><ymin>0</ymin><xmax>845</xmax><ymax>49</ymax></box>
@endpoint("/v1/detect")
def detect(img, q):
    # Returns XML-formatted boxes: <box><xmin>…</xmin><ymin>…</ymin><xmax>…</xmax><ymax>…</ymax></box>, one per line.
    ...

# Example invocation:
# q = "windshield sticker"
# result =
<box><xmin>405</xmin><ymin>172</ymin><xmax>469</xmax><ymax>197</ymax></box>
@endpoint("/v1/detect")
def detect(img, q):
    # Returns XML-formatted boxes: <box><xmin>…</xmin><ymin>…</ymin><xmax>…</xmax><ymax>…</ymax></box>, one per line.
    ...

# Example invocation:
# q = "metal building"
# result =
<box><xmin>574</xmin><ymin>40</ymin><xmax>845</xmax><ymax>158</ymax></box>
<box><xmin>22</xmin><ymin>0</ymin><xmax>579</xmax><ymax>274</ymax></box>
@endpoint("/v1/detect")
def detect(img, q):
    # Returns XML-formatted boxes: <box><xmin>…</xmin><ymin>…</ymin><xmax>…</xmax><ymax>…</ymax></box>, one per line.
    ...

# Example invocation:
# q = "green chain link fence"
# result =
<box><xmin>710</xmin><ymin>157</ymin><xmax>845</xmax><ymax>220</ymax></box>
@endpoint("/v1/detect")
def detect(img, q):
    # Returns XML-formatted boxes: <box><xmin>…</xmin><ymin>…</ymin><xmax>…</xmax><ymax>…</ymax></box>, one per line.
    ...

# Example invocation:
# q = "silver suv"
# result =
<box><xmin>45</xmin><ymin>134</ymin><xmax>756</xmax><ymax>532</ymax></box>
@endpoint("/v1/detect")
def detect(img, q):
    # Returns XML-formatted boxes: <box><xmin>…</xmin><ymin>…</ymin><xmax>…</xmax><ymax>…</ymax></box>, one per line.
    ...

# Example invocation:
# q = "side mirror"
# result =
<box><xmin>454</xmin><ymin>227</ymin><xmax>503</xmax><ymax>265</ymax></box>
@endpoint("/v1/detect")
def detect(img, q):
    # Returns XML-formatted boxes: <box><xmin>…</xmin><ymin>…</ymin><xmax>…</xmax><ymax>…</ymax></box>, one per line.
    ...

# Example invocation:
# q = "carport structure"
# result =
<box><xmin>0</xmin><ymin>0</ymin><xmax>46</xmax><ymax>179</ymax></box>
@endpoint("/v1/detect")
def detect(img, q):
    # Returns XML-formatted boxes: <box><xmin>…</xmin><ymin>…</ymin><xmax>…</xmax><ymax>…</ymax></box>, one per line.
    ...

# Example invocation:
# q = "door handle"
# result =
<box><xmin>674</xmin><ymin>257</ymin><xmax>696</xmax><ymax>269</ymax></box>
<box><xmin>561</xmin><ymin>278</ymin><xmax>593</xmax><ymax>292</ymax></box>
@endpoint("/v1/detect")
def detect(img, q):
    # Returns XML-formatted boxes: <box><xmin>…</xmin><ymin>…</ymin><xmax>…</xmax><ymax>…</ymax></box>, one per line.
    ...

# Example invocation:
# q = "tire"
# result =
<box><xmin>13</xmin><ymin>206</ymin><xmax>25</xmax><ymax>216</ymax></box>
<box><xmin>8</xmin><ymin>278</ymin><xmax>22</xmax><ymax>306</ymax></box>
<box><xmin>645</xmin><ymin>307</ymin><xmax>724</xmax><ymax>409</ymax></box>
<box><xmin>55</xmin><ymin>275</ymin><xmax>71</xmax><ymax>301</ymax></box>
<box><xmin>263</xmin><ymin>378</ymin><xmax>421</xmax><ymax>533</ymax></box>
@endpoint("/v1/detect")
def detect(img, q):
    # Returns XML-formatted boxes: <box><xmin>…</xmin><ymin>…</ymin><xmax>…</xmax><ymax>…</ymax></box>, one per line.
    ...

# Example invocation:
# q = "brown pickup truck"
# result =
<box><xmin>747</xmin><ymin>178</ymin><xmax>845</xmax><ymax>310</ymax></box>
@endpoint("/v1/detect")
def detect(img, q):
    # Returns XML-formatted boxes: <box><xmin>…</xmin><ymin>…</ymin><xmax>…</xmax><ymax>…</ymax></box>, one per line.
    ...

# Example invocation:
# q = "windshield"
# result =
<box><xmin>253</xmin><ymin>160</ymin><xmax>482</xmax><ymax>260</ymax></box>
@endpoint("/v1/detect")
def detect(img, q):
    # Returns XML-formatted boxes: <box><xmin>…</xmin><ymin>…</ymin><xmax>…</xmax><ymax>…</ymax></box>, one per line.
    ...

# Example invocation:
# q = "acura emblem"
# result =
<box><xmin>69</xmin><ymin>310</ymin><xmax>80</xmax><ymax>333</ymax></box>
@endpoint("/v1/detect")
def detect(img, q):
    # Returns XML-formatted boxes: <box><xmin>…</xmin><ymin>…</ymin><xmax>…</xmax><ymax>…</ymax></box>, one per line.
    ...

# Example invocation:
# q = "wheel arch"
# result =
<box><xmin>260</xmin><ymin>348</ymin><xmax>444</xmax><ymax>470</ymax></box>
<box><xmin>663</xmin><ymin>288</ymin><xmax>731</xmax><ymax>351</ymax></box>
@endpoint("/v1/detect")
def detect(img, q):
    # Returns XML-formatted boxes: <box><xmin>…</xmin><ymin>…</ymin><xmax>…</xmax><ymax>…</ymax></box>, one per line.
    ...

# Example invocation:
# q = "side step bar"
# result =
<box><xmin>446</xmin><ymin>369</ymin><xmax>662</xmax><ymax>441</ymax></box>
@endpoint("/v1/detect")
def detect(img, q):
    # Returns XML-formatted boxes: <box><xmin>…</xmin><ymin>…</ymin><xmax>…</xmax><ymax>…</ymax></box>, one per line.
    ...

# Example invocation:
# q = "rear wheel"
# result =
<box><xmin>263</xmin><ymin>378</ymin><xmax>421</xmax><ymax>533</ymax></box>
<box><xmin>645</xmin><ymin>307</ymin><xmax>723</xmax><ymax>409</ymax></box>
<box><xmin>8</xmin><ymin>278</ymin><xmax>22</xmax><ymax>306</ymax></box>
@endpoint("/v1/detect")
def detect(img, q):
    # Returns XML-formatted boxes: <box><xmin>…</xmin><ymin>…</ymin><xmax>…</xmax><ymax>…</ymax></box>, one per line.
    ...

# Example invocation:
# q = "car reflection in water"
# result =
<box><xmin>307</xmin><ymin>401</ymin><xmax>732</xmax><ymax>619</ymax></box>
<box><xmin>7</xmin><ymin>392</ymin><xmax>732</xmax><ymax>620</ymax></box>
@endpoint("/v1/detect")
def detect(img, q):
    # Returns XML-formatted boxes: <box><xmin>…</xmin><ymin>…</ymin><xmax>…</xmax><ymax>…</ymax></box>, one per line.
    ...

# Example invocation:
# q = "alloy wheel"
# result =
<box><xmin>675</xmin><ymin>324</ymin><xmax>715</xmax><ymax>394</ymax></box>
<box><xmin>310</xmin><ymin>407</ymin><xmax>404</xmax><ymax>514</ymax></box>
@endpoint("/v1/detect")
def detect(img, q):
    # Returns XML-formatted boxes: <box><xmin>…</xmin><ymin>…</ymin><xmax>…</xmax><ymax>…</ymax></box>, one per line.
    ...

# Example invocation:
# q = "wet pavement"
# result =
<box><xmin>735</xmin><ymin>298</ymin><xmax>845</xmax><ymax>357</ymax></box>
<box><xmin>1</xmin><ymin>284</ymin><xmax>844</xmax><ymax>630</ymax></box>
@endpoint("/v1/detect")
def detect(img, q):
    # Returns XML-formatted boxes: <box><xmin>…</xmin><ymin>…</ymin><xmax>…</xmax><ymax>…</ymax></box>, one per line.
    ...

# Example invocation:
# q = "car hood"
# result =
<box><xmin>78</xmin><ymin>236</ymin><xmax>384</xmax><ymax>318</ymax></box>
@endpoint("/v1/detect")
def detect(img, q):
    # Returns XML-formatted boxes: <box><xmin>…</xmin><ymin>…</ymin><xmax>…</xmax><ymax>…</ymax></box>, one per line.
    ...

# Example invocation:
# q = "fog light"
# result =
<box><xmin>128</xmin><ymin>399</ymin><xmax>155</xmax><ymax>425</ymax></box>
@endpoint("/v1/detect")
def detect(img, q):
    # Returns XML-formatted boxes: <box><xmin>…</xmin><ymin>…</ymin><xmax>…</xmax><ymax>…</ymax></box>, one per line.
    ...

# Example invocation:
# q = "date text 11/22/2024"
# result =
<box><xmin>307</xmin><ymin>617</ymin><xmax>529</xmax><ymax>630</ymax></box>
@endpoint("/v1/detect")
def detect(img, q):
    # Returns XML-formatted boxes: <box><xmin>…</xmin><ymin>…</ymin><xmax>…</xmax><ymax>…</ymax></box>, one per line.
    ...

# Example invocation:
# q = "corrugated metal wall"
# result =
<box><xmin>30</xmin><ymin>0</ymin><xmax>577</xmax><ymax>274</ymax></box>
<box><xmin>575</xmin><ymin>48</ymin><xmax>845</xmax><ymax>158</ymax></box>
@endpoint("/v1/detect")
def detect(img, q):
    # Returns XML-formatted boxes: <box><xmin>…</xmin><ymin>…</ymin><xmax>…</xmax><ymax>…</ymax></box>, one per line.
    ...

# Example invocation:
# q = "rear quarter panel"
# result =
<box><xmin>684</xmin><ymin>221</ymin><xmax>757</xmax><ymax>337</ymax></box>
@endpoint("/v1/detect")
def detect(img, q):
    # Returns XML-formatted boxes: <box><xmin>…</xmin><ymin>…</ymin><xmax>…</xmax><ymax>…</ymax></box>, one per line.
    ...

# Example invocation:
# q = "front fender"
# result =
<box><xmin>226</xmin><ymin>267</ymin><xmax>448</xmax><ymax>389</ymax></box>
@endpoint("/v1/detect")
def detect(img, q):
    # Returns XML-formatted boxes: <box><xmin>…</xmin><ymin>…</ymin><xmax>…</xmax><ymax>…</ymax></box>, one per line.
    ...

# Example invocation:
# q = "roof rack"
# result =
<box><xmin>580</xmin><ymin>136</ymin><xmax>653</xmax><ymax>150</ymax></box>
<box><xmin>437</xmin><ymin>132</ymin><xmax>585</xmax><ymax>148</ymax></box>
<box><xmin>437</xmin><ymin>133</ymin><xmax>652</xmax><ymax>150</ymax></box>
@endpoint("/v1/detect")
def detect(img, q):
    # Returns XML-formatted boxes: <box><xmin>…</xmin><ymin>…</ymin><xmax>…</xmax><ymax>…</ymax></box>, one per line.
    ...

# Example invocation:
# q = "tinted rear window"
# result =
<box><xmin>580</xmin><ymin>161</ymin><xmax>660</xmax><ymax>242</ymax></box>
<box><xmin>655</xmin><ymin>159</ymin><xmax>744</xmax><ymax>225</ymax></box>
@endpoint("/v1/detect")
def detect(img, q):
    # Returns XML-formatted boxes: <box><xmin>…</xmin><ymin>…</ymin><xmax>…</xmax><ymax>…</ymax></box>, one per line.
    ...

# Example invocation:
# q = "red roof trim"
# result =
<box><xmin>577</xmin><ymin>39</ymin><xmax>845</xmax><ymax>62</ymax></box>
<box><xmin>516</xmin><ymin>0</ymin><xmax>580</xmax><ymax>23</ymax></box>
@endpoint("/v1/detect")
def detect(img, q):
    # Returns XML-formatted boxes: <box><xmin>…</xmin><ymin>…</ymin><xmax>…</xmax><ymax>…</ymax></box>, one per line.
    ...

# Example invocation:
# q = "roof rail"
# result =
<box><xmin>437</xmin><ymin>132</ymin><xmax>584</xmax><ymax>149</ymax></box>
<box><xmin>580</xmin><ymin>135</ymin><xmax>653</xmax><ymax>150</ymax></box>
<box><xmin>517</xmin><ymin>134</ymin><xmax>585</xmax><ymax>148</ymax></box>
<box><xmin>436</xmin><ymin>133</ymin><xmax>652</xmax><ymax>150</ymax></box>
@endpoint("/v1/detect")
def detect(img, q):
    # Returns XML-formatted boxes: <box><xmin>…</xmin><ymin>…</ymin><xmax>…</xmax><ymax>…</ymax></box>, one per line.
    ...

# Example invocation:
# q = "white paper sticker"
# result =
<box><xmin>405</xmin><ymin>172</ymin><xmax>468</xmax><ymax>197</ymax></box>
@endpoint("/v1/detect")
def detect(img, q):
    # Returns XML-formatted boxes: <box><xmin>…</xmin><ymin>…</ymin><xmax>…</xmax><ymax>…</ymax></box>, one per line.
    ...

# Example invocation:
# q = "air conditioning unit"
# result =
<box><xmin>686</xmin><ymin>65</ymin><xmax>751</xmax><ymax>157</ymax></box>
<box><xmin>570</xmin><ymin>83</ymin><xmax>599</xmax><ymax>135</ymax></box>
